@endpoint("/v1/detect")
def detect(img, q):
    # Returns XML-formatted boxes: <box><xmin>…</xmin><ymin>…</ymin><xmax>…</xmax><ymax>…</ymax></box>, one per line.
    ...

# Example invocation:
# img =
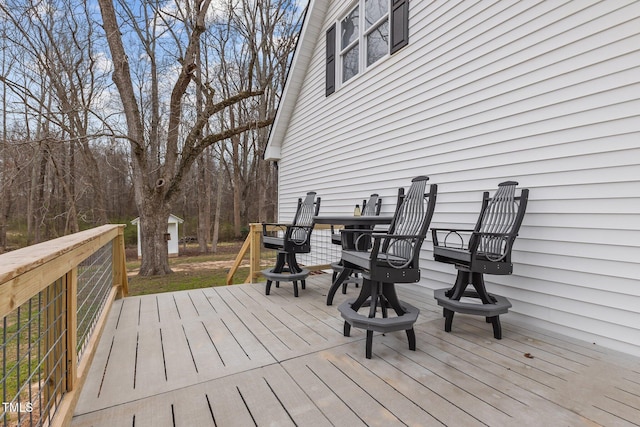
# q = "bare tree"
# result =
<box><xmin>0</xmin><ymin>0</ymin><xmax>111</xmax><ymax>231</ymax></box>
<box><xmin>0</xmin><ymin>26</ymin><xmax>10</xmax><ymax>251</ymax></box>
<box><xmin>97</xmin><ymin>0</ymin><xmax>275</xmax><ymax>275</ymax></box>
<box><xmin>0</xmin><ymin>0</ymin><xmax>299</xmax><ymax>262</ymax></box>
<box><xmin>212</xmin><ymin>0</ymin><xmax>300</xmax><ymax>236</ymax></box>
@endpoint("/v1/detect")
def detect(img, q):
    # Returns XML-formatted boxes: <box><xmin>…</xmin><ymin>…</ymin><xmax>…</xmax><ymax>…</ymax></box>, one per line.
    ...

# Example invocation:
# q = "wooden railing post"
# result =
<box><xmin>226</xmin><ymin>223</ymin><xmax>264</xmax><ymax>285</ymax></box>
<box><xmin>44</xmin><ymin>278</ymin><xmax>65</xmax><ymax>408</ymax></box>
<box><xmin>113</xmin><ymin>226</ymin><xmax>129</xmax><ymax>298</ymax></box>
<box><xmin>248</xmin><ymin>223</ymin><xmax>262</xmax><ymax>283</ymax></box>
<box><xmin>44</xmin><ymin>282</ymin><xmax>54</xmax><ymax>408</ymax></box>
<box><xmin>66</xmin><ymin>268</ymin><xmax>78</xmax><ymax>392</ymax></box>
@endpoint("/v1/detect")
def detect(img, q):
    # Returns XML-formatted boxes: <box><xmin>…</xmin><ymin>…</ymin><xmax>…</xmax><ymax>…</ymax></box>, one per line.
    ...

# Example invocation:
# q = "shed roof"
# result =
<box><xmin>131</xmin><ymin>214</ymin><xmax>184</xmax><ymax>225</ymax></box>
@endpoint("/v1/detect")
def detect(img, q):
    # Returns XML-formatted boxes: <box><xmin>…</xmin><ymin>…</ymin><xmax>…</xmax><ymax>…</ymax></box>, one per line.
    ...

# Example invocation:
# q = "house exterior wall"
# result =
<box><xmin>273</xmin><ymin>0</ymin><xmax>640</xmax><ymax>356</ymax></box>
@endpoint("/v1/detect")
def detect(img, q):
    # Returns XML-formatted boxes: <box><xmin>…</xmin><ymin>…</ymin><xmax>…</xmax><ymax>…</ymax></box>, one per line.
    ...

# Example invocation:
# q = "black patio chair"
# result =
<box><xmin>261</xmin><ymin>191</ymin><xmax>320</xmax><ymax>297</ymax></box>
<box><xmin>329</xmin><ymin>194</ymin><xmax>382</xmax><ymax>296</ymax></box>
<box><xmin>431</xmin><ymin>181</ymin><xmax>529</xmax><ymax>339</ymax></box>
<box><xmin>338</xmin><ymin>176</ymin><xmax>438</xmax><ymax>358</ymax></box>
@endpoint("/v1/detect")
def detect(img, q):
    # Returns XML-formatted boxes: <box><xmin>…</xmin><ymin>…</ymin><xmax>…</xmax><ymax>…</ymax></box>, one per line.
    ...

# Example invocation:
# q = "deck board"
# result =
<box><xmin>73</xmin><ymin>274</ymin><xmax>640</xmax><ymax>426</ymax></box>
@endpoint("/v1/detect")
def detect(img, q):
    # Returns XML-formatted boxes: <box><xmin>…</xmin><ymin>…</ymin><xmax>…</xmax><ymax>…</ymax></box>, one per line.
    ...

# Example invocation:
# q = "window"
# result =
<box><xmin>326</xmin><ymin>0</ymin><xmax>408</xmax><ymax>96</ymax></box>
<box><xmin>340</xmin><ymin>0</ymin><xmax>389</xmax><ymax>83</ymax></box>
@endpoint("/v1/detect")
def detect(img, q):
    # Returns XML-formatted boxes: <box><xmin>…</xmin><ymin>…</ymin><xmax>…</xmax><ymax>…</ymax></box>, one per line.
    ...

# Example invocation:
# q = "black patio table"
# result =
<box><xmin>313</xmin><ymin>215</ymin><xmax>393</xmax><ymax>305</ymax></box>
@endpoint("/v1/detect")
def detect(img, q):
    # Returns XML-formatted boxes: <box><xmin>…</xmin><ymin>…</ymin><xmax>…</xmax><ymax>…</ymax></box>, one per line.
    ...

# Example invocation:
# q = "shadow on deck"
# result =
<box><xmin>72</xmin><ymin>274</ymin><xmax>640</xmax><ymax>427</ymax></box>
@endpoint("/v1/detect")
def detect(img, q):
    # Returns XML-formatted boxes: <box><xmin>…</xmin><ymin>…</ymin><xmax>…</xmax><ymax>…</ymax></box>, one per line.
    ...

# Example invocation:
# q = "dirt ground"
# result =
<box><xmin>170</xmin><ymin>259</ymin><xmax>247</xmax><ymax>271</ymax></box>
<box><xmin>125</xmin><ymin>241</ymin><xmax>246</xmax><ymax>274</ymax></box>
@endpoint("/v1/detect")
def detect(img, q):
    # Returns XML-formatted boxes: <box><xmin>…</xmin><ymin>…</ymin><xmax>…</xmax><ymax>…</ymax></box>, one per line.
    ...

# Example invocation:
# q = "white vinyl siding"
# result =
<box><xmin>275</xmin><ymin>0</ymin><xmax>640</xmax><ymax>355</ymax></box>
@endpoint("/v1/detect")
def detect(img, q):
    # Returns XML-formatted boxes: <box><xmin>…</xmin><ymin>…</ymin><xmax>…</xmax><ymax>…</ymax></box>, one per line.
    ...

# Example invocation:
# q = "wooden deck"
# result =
<box><xmin>72</xmin><ymin>274</ymin><xmax>640</xmax><ymax>427</ymax></box>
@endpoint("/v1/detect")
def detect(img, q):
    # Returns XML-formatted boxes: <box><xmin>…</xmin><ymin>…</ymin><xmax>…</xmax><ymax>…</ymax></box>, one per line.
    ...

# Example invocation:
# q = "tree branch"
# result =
<box><xmin>164</xmin><ymin>0</ymin><xmax>212</xmax><ymax>179</ymax></box>
<box><xmin>96</xmin><ymin>0</ymin><xmax>145</xmax><ymax>157</ymax></box>
<box><xmin>165</xmin><ymin>117</ymin><xmax>273</xmax><ymax>202</ymax></box>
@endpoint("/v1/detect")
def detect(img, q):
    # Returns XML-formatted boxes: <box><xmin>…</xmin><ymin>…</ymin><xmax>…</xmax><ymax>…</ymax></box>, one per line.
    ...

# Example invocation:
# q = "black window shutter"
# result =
<box><xmin>390</xmin><ymin>0</ymin><xmax>409</xmax><ymax>54</ymax></box>
<box><xmin>325</xmin><ymin>24</ymin><xmax>336</xmax><ymax>96</ymax></box>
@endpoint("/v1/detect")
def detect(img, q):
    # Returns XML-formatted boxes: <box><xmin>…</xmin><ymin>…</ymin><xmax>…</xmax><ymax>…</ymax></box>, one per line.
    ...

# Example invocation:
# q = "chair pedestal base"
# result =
<box><xmin>338</xmin><ymin>280</ymin><xmax>420</xmax><ymax>359</ymax></box>
<box><xmin>434</xmin><ymin>273</ymin><xmax>512</xmax><ymax>340</ymax></box>
<box><xmin>263</xmin><ymin>251</ymin><xmax>309</xmax><ymax>297</ymax></box>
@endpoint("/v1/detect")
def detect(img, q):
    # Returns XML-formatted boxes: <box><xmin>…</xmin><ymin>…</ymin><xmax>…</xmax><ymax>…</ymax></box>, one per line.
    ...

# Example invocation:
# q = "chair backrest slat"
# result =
<box><xmin>362</xmin><ymin>194</ymin><xmax>381</xmax><ymax>216</ymax></box>
<box><xmin>385</xmin><ymin>176</ymin><xmax>436</xmax><ymax>261</ymax></box>
<box><xmin>291</xmin><ymin>192</ymin><xmax>320</xmax><ymax>243</ymax></box>
<box><xmin>474</xmin><ymin>181</ymin><xmax>527</xmax><ymax>259</ymax></box>
<box><xmin>293</xmin><ymin>192</ymin><xmax>318</xmax><ymax>227</ymax></box>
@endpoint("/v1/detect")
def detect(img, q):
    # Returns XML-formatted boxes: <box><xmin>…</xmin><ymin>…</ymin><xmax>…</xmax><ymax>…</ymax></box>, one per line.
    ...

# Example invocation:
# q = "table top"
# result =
<box><xmin>313</xmin><ymin>215</ymin><xmax>394</xmax><ymax>226</ymax></box>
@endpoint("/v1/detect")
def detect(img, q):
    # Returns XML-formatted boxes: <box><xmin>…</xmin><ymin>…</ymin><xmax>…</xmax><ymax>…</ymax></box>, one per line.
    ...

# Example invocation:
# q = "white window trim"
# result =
<box><xmin>337</xmin><ymin>0</ymin><xmax>391</xmax><ymax>90</ymax></box>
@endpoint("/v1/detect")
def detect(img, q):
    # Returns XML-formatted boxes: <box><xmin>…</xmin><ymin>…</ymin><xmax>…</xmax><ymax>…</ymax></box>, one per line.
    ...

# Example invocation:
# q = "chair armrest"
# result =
<box><xmin>471</xmin><ymin>231</ymin><xmax>514</xmax><ymax>237</ymax></box>
<box><xmin>284</xmin><ymin>224</ymin><xmax>315</xmax><ymax>246</ymax></box>
<box><xmin>431</xmin><ymin>228</ymin><xmax>474</xmax><ymax>233</ymax></box>
<box><xmin>431</xmin><ymin>228</ymin><xmax>474</xmax><ymax>249</ymax></box>
<box><xmin>262</xmin><ymin>222</ymin><xmax>292</xmax><ymax>236</ymax></box>
<box><xmin>367</xmin><ymin>233</ymin><xmax>422</xmax><ymax>269</ymax></box>
<box><xmin>338</xmin><ymin>229</ymin><xmax>378</xmax><ymax>251</ymax></box>
<box><xmin>262</xmin><ymin>222</ymin><xmax>293</xmax><ymax>227</ymax></box>
<box><xmin>262</xmin><ymin>222</ymin><xmax>314</xmax><ymax>246</ymax></box>
<box><xmin>469</xmin><ymin>231</ymin><xmax>515</xmax><ymax>262</ymax></box>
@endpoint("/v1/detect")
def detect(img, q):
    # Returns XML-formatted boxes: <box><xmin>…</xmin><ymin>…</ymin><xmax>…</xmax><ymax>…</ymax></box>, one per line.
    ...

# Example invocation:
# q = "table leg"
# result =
<box><xmin>327</xmin><ymin>267</ymin><xmax>353</xmax><ymax>305</ymax></box>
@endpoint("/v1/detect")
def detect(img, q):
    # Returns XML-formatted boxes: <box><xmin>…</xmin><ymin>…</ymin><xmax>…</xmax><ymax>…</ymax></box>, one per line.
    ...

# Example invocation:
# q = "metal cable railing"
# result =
<box><xmin>0</xmin><ymin>225</ymin><xmax>128</xmax><ymax>427</ymax></box>
<box><xmin>295</xmin><ymin>228</ymin><xmax>341</xmax><ymax>270</ymax></box>
<box><xmin>76</xmin><ymin>244</ymin><xmax>113</xmax><ymax>362</ymax></box>
<box><xmin>1</xmin><ymin>278</ymin><xmax>68</xmax><ymax>427</ymax></box>
<box><xmin>227</xmin><ymin>224</ymin><xmax>342</xmax><ymax>284</ymax></box>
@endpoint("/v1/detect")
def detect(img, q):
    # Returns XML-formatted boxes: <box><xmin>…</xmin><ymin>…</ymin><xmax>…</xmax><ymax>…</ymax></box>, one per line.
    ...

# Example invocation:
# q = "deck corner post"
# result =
<box><xmin>113</xmin><ymin>225</ymin><xmax>129</xmax><ymax>298</ymax></box>
<box><xmin>66</xmin><ymin>268</ymin><xmax>78</xmax><ymax>391</ymax></box>
<box><xmin>249</xmin><ymin>223</ymin><xmax>262</xmax><ymax>283</ymax></box>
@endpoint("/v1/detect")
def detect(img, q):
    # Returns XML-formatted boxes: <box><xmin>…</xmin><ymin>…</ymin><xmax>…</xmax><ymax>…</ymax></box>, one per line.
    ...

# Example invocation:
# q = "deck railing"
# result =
<box><xmin>0</xmin><ymin>225</ymin><xmax>128</xmax><ymax>427</ymax></box>
<box><xmin>226</xmin><ymin>223</ymin><xmax>340</xmax><ymax>285</ymax></box>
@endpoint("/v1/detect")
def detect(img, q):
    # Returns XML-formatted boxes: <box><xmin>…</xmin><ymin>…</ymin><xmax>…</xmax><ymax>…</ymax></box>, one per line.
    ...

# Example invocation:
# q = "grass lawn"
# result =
<box><xmin>126</xmin><ymin>242</ymin><xmax>250</xmax><ymax>296</ymax></box>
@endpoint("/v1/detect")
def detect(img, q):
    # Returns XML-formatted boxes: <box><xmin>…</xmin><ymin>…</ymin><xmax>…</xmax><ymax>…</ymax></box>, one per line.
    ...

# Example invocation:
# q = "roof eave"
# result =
<box><xmin>264</xmin><ymin>0</ymin><xmax>329</xmax><ymax>162</ymax></box>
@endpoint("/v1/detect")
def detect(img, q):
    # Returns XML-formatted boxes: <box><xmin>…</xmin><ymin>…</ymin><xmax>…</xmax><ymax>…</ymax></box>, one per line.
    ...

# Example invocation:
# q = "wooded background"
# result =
<box><xmin>0</xmin><ymin>0</ymin><xmax>302</xmax><ymax>258</ymax></box>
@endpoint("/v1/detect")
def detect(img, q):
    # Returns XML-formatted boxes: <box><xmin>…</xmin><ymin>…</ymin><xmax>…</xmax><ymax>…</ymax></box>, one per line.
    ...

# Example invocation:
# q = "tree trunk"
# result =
<box><xmin>230</xmin><ymin>133</ymin><xmax>243</xmax><ymax>238</ymax></box>
<box><xmin>196</xmin><ymin>157</ymin><xmax>211</xmax><ymax>253</ymax></box>
<box><xmin>77</xmin><ymin>139</ymin><xmax>109</xmax><ymax>224</ymax></box>
<box><xmin>211</xmin><ymin>168</ymin><xmax>224</xmax><ymax>253</ymax></box>
<box><xmin>97</xmin><ymin>0</ymin><xmax>278</xmax><ymax>275</ymax></box>
<box><xmin>68</xmin><ymin>141</ymin><xmax>78</xmax><ymax>232</ymax></box>
<box><xmin>0</xmin><ymin>45</ymin><xmax>6</xmax><ymax>251</ymax></box>
<box><xmin>34</xmin><ymin>143</ymin><xmax>50</xmax><ymax>243</ymax></box>
<box><xmin>0</xmin><ymin>185</ymin><xmax>9</xmax><ymax>251</ymax></box>
<box><xmin>137</xmin><ymin>197</ymin><xmax>172</xmax><ymax>276</ymax></box>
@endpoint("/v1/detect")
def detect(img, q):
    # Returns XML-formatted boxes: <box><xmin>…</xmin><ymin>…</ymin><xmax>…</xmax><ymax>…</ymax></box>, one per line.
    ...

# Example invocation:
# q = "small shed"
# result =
<box><xmin>131</xmin><ymin>214</ymin><xmax>184</xmax><ymax>258</ymax></box>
